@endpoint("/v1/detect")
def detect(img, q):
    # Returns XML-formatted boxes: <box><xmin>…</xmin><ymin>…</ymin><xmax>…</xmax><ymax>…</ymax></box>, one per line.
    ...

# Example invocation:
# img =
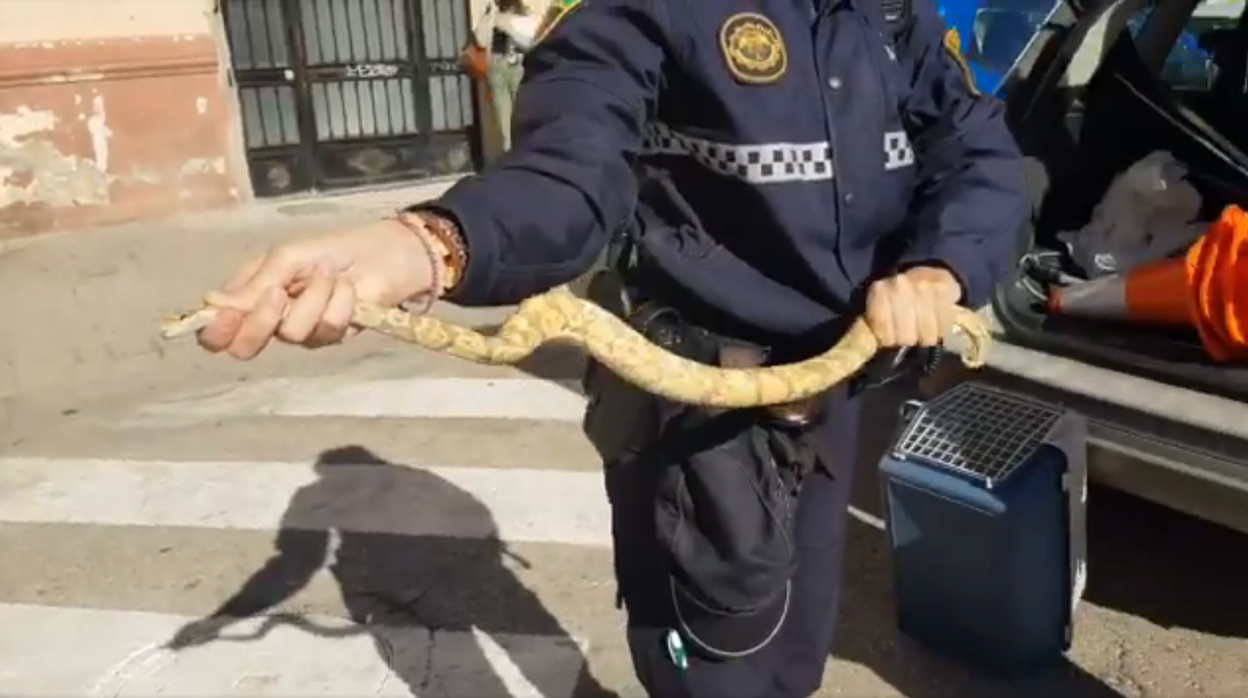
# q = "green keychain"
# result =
<box><xmin>665</xmin><ymin>629</ymin><xmax>689</xmax><ymax>671</ymax></box>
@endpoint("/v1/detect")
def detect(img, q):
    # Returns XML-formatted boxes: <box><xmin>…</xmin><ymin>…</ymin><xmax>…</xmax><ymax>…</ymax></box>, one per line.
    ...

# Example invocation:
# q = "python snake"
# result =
<box><xmin>160</xmin><ymin>284</ymin><xmax>991</xmax><ymax>409</ymax></box>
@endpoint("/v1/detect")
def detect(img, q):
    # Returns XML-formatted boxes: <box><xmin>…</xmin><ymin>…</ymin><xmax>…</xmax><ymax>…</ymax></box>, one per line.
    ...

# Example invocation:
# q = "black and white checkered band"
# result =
<box><xmin>640</xmin><ymin>123</ymin><xmax>915</xmax><ymax>184</ymax></box>
<box><xmin>884</xmin><ymin>130</ymin><xmax>915</xmax><ymax>170</ymax></box>
<box><xmin>641</xmin><ymin>123</ymin><xmax>834</xmax><ymax>183</ymax></box>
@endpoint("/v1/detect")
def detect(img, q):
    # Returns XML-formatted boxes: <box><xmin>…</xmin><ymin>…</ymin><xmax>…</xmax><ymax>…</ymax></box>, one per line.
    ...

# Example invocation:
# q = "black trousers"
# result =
<box><xmin>585</xmin><ymin>362</ymin><xmax>864</xmax><ymax>698</ymax></box>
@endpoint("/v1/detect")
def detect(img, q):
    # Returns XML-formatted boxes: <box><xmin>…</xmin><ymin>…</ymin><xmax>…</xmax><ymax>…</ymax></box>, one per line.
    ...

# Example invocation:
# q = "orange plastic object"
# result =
<box><xmin>1047</xmin><ymin>204</ymin><xmax>1248</xmax><ymax>362</ymax></box>
<box><xmin>1185</xmin><ymin>204</ymin><xmax>1248</xmax><ymax>361</ymax></box>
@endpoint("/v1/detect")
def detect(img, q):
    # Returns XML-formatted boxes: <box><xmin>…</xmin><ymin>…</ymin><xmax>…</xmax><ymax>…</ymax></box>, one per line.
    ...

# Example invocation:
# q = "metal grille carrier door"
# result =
<box><xmin>879</xmin><ymin>381</ymin><xmax>1089</xmax><ymax>677</ymax></box>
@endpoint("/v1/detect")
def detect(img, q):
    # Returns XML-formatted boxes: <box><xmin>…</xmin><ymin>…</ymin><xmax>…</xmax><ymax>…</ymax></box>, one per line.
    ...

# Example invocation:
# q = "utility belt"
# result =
<box><xmin>583</xmin><ymin>278</ymin><xmax>829</xmax><ymax>498</ymax></box>
<box><xmin>584</xmin><ymin>228</ymin><xmax>946</xmax><ymax>427</ymax></box>
<box><xmin>583</xmin><ymin>251</ymin><xmax>828</xmax><ymax>431</ymax></box>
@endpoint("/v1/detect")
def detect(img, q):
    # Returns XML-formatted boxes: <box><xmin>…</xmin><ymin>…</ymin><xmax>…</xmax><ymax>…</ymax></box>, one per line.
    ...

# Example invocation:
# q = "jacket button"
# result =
<box><xmin>843</xmin><ymin>192</ymin><xmax>855</xmax><ymax>205</ymax></box>
<box><xmin>828</xmin><ymin>76</ymin><xmax>842</xmax><ymax>90</ymax></box>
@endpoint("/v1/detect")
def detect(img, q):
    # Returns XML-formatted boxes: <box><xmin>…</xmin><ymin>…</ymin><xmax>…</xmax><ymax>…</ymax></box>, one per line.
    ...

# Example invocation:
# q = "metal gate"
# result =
<box><xmin>221</xmin><ymin>0</ymin><xmax>481</xmax><ymax>197</ymax></box>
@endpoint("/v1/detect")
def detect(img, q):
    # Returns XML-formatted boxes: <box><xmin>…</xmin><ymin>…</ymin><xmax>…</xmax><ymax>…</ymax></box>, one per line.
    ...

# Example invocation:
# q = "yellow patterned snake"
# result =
<box><xmin>159</xmin><ymin>284</ymin><xmax>991</xmax><ymax>408</ymax></box>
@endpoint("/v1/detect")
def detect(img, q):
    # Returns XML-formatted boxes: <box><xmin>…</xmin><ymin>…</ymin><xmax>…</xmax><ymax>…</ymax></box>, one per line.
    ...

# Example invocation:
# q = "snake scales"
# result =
<box><xmin>160</xmin><ymin>283</ymin><xmax>991</xmax><ymax>409</ymax></box>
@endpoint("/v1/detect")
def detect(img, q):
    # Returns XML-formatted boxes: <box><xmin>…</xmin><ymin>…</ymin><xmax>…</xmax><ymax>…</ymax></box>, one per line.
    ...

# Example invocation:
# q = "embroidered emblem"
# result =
<box><xmin>534</xmin><ymin>0</ymin><xmax>584</xmax><ymax>45</ymax></box>
<box><xmin>719</xmin><ymin>12</ymin><xmax>787</xmax><ymax>84</ymax></box>
<box><xmin>943</xmin><ymin>27</ymin><xmax>982</xmax><ymax>97</ymax></box>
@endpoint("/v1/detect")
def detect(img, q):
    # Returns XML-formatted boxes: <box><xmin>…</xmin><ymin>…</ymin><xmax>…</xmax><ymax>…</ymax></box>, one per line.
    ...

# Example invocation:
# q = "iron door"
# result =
<box><xmin>222</xmin><ymin>0</ymin><xmax>482</xmax><ymax>197</ymax></box>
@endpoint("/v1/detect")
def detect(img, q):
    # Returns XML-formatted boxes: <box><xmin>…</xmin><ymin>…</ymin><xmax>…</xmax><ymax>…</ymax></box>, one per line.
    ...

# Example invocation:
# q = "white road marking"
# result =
<box><xmin>0</xmin><ymin>603</ymin><xmax>589</xmax><ymax>698</ymax></box>
<box><xmin>849</xmin><ymin>505</ymin><xmax>886</xmax><ymax>530</ymax></box>
<box><xmin>125</xmin><ymin>377</ymin><xmax>589</xmax><ymax>425</ymax></box>
<box><xmin>0</xmin><ymin>457</ymin><xmax>611</xmax><ymax>547</ymax></box>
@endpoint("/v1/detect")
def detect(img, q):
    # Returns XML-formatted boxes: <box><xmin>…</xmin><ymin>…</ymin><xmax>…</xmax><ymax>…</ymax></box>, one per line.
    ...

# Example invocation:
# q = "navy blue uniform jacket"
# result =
<box><xmin>420</xmin><ymin>0</ymin><xmax>1028</xmax><ymax>337</ymax></box>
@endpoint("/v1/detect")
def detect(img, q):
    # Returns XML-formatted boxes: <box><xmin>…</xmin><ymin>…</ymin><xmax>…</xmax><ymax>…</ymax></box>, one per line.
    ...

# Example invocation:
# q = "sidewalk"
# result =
<box><xmin>0</xmin><ymin>178</ymin><xmax>466</xmax><ymax>404</ymax></box>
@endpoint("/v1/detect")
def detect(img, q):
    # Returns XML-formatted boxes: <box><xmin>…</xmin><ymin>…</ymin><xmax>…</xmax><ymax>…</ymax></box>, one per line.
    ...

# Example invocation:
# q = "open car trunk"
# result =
<box><xmin>991</xmin><ymin>0</ymin><xmax>1248</xmax><ymax>403</ymax></box>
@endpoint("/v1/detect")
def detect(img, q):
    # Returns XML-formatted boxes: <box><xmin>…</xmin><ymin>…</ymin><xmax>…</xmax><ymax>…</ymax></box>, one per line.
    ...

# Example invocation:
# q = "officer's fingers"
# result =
<box><xmin>934</xmin><ymin>300</ymin><xmax>959</xmax><ymax>343</ymax></box>
<box><xmin>911</xmin><ymin>275</ymin><xmax>958</xmax><ymax>345</ymax></box>
<box><xmin>890</xmin><ymin>276</ymin><xmax>920</xmax><ymax>347</ymax></box>
<box><xmin>228</xmin><ymin>286</ymin><xmax>288</xmax><ymax>360</ymax></box>
<box><xmin>197</xmin><ymin>307</ymin><xmax>245</xmax><ymax>354</ymax></box>
<box><xmin>209</xmin><ymin>245</ymin><xmax>316</xmax><ymax>312</ymax></box>
<box><xmin>914</xmin><ymin>287</ymin><xmax>943</xmax><ymax>347</ymax></box>
<box><xmin>277</xmin><ymin>263</ymin><xmax>335</xmax><ymax>344</ymax></box>
<box><xmin>306</xmin><ymin>276</ymin><xmax>357</xmax><ymax>348</ymax></box>
<box><xmin>866</xmin><ymin>281</ymin><xmax>897</xmax><ymax>347</ymax></box>
<box><xmin>196</xmin><ymin>256</ymin><xmax>265</xmax><ymax>353</ymax></box>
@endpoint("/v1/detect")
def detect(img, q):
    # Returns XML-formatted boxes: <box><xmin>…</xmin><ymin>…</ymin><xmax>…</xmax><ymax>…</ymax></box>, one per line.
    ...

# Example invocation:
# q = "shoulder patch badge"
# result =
<box><xmin>943</xmin><ymin>27</ymin><xmax>982</xmax><ymax>97</ymax></box>
<box><xmin>534</xmin><ymin>0</ymin><xmax>584</xmax><ymax>45</ymax></box>
<box><xmin>719</xmin><ymin>12</ymin><xmax>787</xmax><ymax>84</ymax></box>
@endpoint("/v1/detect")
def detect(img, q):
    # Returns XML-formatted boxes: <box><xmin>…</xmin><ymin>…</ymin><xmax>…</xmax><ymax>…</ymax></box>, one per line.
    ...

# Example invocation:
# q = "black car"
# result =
<box><xmin>967</xmin><ymin>0</ymin><xmax>1248</xmax><ymax>533</ymax></box>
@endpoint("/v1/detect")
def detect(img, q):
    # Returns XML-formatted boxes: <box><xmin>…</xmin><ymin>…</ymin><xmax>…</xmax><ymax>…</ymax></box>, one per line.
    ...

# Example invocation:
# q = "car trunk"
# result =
<box><xmin>990</xmin><ymin>4</ymin><xmax>1248</xmax><ymax>403</ymax></box>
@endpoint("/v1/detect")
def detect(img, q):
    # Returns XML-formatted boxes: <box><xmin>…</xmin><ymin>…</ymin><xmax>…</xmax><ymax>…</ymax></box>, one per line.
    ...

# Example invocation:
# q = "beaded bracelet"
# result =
<box><xmin>387</xmin><ymin>214</ymin><xmax>447</xmax><ymax>316</ymax></box>
<box><xmin>417</xmin><ymin>211</ymin><xmax>469</xmax><ymax>292</ymax></box>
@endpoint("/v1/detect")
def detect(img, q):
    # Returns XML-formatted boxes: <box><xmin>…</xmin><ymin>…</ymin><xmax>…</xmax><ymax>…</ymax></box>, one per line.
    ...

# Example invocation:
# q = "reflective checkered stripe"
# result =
<box><xmin>642</xmin><ymin>123</ymin><xmax>915</xmax><ymax>184</ymax></box>
<box><xmin>884</xmin><ymin>130</ymin><xmax>914</xmax><ymax>170</ymax></box>
<box><xmin>641</xmin><ymin>123</ymin><xmax>834</xmax><ymax>184</ymax></box>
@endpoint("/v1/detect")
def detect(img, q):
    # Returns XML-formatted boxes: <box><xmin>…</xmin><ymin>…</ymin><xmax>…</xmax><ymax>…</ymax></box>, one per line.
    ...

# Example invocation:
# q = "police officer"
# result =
<box><xmin>196</xmin><ymin>0</ymin><xmax>1027</xmax><ymax>692</ymax></box>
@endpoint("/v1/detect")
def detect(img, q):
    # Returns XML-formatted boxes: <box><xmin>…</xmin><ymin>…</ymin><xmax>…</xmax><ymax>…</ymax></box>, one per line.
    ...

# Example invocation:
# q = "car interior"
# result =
<box><xmin>992</xmin><ymin>0</ymin><xmax>1248</xmax><ymax>401</ymax></box>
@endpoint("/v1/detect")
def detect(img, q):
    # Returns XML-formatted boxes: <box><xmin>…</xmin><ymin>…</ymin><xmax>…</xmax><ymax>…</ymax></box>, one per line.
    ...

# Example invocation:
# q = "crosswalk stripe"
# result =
<box><xmin>0</xmin><ymin>519</ymin><xmax>618</xmax><ymax>624</ymax></box>
<box><xmin>0</xmin><ymin>457</ymin><xmax>612</xmax><ymax>547</ymax></box>
<box><xmin>1</xmin><ymin>368</ymin><xmax>634</xmax><ymax>696</ymax></box>
<box><xmin>4</xmin><ymin>416</ymin><xmax>602</xmax><ymax>472</ymax></box>
<box><xmin>125</xmin><ymin>377</ymin><xmax>589</xmax><ymax>424</ymax></box>
<box><xmin>0</xmin><ymin>602</ymin><xmax>591</xmax><ymax>697</ymax></box>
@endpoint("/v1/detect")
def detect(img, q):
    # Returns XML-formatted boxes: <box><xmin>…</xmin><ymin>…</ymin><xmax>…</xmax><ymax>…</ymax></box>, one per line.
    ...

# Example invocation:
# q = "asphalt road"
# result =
<box><xmin>1</xmin><ymin>328</ymin><xmax>1246</xmax><ymax>697</ymax></box>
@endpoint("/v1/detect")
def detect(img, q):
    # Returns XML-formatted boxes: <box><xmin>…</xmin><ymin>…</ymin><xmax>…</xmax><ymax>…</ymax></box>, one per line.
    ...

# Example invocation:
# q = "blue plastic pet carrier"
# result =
<box><xmin>879</xmin><ymin>381</ymin><xmax>1088</xmax><ymax>678</ymax></box>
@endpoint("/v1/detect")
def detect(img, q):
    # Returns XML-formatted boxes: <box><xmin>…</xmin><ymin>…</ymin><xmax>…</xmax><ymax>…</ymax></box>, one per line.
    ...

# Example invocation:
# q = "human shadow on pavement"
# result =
<box><xmin>165</xmin><ymin>445</ymin><xmax>613</xmax><ymax>698</ymax></box>
<box><xmin>831</xmin><ymin>382</ymin><xmax>1128</xmax><ymax>698</ymax></box>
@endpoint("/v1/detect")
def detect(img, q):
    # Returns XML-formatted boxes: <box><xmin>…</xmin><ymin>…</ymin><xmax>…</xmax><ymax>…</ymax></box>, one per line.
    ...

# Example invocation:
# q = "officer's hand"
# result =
<box><xmin>865</xmin><ymin>266</ymin><xmax>963</xmax><ymax>348</ymax></box>
<box><xmin>197</xmin><ymin>219</ymin><xmax>437</xmax><ymax>360</ymax></box>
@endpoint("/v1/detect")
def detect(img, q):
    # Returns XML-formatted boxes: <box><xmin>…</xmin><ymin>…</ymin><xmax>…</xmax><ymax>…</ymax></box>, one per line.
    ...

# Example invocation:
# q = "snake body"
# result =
<box><xmin>160</xmin><ymin>284</ymin><xmax>991</xmax><ymax>408</ymax></box>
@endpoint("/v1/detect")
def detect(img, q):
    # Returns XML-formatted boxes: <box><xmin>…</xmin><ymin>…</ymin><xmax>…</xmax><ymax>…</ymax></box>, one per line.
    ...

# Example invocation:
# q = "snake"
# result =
<box><xmin>159</xmin><ymin>283</ymin><xmax>991</xmax><ymax>409</ymax></box>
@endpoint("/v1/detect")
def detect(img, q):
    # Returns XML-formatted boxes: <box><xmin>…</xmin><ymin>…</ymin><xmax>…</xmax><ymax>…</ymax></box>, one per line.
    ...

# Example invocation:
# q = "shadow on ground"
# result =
<box><xmin>1078</xmin><ymin>484</ymin><xmax>1248</xmax><ymax>641</ymax></box>
<box><xmin>164</xmin><ymin>445</ymin><xmax>617</xmax><ymax>698</ymax></box>
<box><xmin>374</xmin><ymin>294</ymin><xmax>1248</xmax><ymax>697</ymax></box>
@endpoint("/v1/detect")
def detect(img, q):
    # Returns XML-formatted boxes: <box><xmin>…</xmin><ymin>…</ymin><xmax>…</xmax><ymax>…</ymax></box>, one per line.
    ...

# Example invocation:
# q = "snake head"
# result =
<box><xmin>159</xmin><ymin>306</ymin><xmax>218</xmax><ymax>340</ymax></box>
<box><xmin>952</xmin><ymin>314</ymin><xmax>992</xmax><ymax>369</ymax></box>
